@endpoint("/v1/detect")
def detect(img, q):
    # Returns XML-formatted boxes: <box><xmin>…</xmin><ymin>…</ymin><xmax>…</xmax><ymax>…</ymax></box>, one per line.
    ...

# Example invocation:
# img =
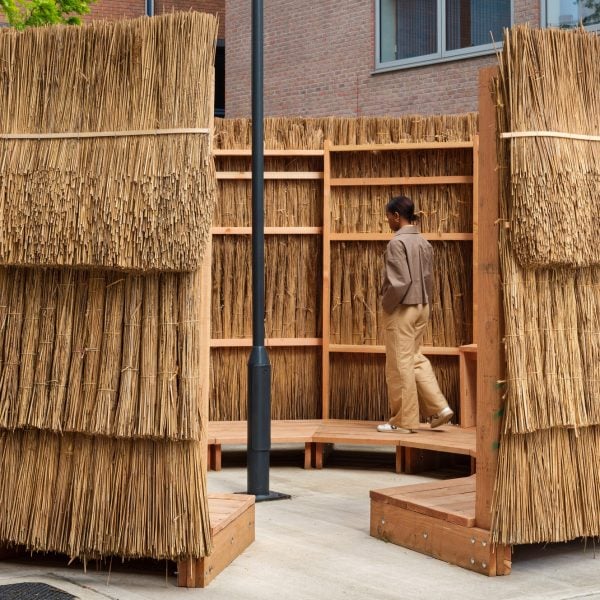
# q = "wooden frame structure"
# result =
<box><xmin>369</xmin><ymin>67</ymin><xmax>511</xmax><ymax>576</ymax></box>
<box><xmin>212</xmin><ymin>129</ymin><xmax>478</xmax><ymax>462</ymax></box>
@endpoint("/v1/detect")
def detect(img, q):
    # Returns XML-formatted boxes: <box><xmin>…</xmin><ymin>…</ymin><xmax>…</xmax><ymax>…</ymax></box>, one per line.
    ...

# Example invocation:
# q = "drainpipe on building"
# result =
<box><xmin>146</xmin><ymin>0</ymin><xmax>154</xmax><ymax>17</ymax></box>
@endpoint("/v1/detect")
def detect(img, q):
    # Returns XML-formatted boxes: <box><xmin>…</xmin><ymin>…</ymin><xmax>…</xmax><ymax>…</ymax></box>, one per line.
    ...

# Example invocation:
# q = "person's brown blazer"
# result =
<box><xmin>380</xmin><ymin>225</ymin><xmax>433</xmax><ymax>313</ymax></box>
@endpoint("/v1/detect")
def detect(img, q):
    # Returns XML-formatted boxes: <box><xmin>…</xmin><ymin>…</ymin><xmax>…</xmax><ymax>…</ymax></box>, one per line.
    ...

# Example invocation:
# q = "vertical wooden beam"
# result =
<box><xmin>395</xmin><ymin>445</ymin><xmax>404</xmax><ymax>474</ymax></box>
<box><xmin>304</xmin><ymin>442</ymin><xmax>313</xmax><ymax>469</ymax></box>
<box><xmin>475</xmin><ymin>66</ymin><xmax>504</xmax><ymax>531</ymax></box>
<box><xmin>459</xmin><ymin>350</ymin><xmax>477</xmax><ymax>428</ymax></box>
<box><xmin>313</xmin><ymin>442</ymin><xmax>325</xmax><ymax>469</ymax></box>
<box><xmin>321</xmin><ymin>140</ymin><xmax>332</xmax><ymax>419</ymax></box>
<box><xmin>472</xmin><ymin>134</ymin><xmax>479</xmax><ymax>343</ymax></box>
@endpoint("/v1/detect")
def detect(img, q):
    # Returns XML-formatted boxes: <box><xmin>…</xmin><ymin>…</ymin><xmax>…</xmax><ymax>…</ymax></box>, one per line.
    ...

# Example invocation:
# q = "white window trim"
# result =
<box><xmin>374</xmin><ymin>0</ymin><xmax>510</xmax><ymax>72</ymax></box>
<box><xmin>541</xmin><ymin>1</ymin><xmax>600</xmax><ymax>32</ymax></box>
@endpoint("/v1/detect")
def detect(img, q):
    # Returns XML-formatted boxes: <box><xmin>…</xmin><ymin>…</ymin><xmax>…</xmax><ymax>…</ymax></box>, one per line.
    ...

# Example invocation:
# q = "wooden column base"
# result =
<box><xmin>178</xmin><ymin>494</ymin><xmax>255</xmax><ymax>588</ymax></box>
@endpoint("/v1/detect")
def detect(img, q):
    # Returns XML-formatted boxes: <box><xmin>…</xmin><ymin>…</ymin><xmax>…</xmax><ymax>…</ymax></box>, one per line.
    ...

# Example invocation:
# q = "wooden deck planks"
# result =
<box><xmin>370</xmin><ymin>477</ymin><xmax>510</xmax><ymax>575</ymax></box>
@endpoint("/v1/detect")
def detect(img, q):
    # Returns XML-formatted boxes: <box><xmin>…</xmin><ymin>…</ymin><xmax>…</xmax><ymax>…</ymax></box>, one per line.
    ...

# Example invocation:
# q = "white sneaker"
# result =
<box><xmin>376</xmin><ymin>423</ymin><xmax>414</xmax><ymax>433</ymax></box>
<box><xmin>430</xmin><ymin>407</ymin><xmax>454</xmax><ymax>429</ymax></box>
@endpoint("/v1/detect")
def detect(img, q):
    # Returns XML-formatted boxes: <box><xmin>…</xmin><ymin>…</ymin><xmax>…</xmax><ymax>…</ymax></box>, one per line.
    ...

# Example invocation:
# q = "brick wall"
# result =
<box><xmin>156</xmin><ymin>0</ymin><xmax>224</xmax><ymax>37</ymax></box>
<box><xmin>226</xmin><ymin>0</ymin><xmax>541</xmax><ymax>117</ymax></box>
<box><xmin>86</xmin><ymin>0</ymin><xmax>224</xmax><ymax>37</ymax></box>
<box><xmin>87</xmin><ymin>0</ymin><xmax>145</xmax><ymax>20</ymax></box>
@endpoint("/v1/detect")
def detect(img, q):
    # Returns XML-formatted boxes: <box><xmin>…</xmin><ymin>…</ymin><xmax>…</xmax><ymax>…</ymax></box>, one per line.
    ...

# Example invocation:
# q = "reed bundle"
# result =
<box><xmin>329</xmin><ymin>354</ymin><xmax>459</xmax><ymax>421</ymax></box>
<box><xmin>0</xmin><ymin>266</ymin><xmax>204</xmax><ymax>440</ymax></box>
<box><xmin>499</xmin><ymin>25</ymin><xmax>600</xmax><ymax>268</ymax></box>
<box><xmin>214</xmin><ymin>157</ymin><xmax>323</xmax><ymax>228</ymax></box>
<box><xmin>0</xmin><ymin>12</ymin><xmax>218</xmax><ymax>272</ymax></box>
<box><xmin>492</xmin><ymin>26</ymin><xmax>600</xmax><ymax>545</ymax></box>
<box><xmin>0</xmin><ymin>430</ymin><xmax>210</xmax><ymax>559</ymax></box>
<box><xmin>330</xmin><ymin>242</ymin><xmax>472</xmax><ymax>347</ymax></box>
<box><xmin>211</xmin><ymin>236</ymin><xmax>321</xmax><ymax>339</ymax></box>
<box><xmin>331</xmin><ymin>184</ymin><xmax>472</xmax><ymax>235</ymax></box>
<box><xmin>210</xmin><ymin>348</ymin><xmax>321</xmax><ymax>421</ymax></box>
<box><xmin>492</xmin><ymin>426</ymin><xmax>600</xmax><ymax>545</ymax></box>
<box><xmin>214</xmin><ymin>114</ymin><xmax>478</xmax><ymax>149</ymax></box>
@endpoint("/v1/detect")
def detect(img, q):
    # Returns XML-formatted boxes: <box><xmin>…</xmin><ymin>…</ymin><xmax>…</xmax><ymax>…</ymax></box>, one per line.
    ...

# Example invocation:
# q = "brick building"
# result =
<box><xmin>225</xmin><ymin>0</ymin><xmax>600</xmax><ymax>117</ymax></box>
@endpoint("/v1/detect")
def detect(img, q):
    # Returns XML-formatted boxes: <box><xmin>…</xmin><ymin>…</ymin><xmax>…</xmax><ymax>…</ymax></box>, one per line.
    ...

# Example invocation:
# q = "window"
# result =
<box><xmin>543</xmin><ymin>0</ymin><xmax>600</xmax><ymax>30</ymax></box>
<box><xmin>376</xmin><ymin>0</ymin><xmax>512</xmax><ymax>70</ymax></box>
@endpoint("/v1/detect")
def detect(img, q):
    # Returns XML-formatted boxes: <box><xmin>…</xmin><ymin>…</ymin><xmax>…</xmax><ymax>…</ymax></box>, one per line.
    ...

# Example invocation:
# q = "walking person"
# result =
<box><xmin>377</xmin><ymin>195</ymin><xmax>454</xmax><ymax>433</ymax></box>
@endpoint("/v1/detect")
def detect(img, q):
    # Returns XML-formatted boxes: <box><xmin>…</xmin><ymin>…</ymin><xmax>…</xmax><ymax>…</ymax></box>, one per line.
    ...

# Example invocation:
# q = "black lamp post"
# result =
<box><xmin>247</xmin><ymin>0</ymin><xmax>289</xmax><ymax>502</ymax></box>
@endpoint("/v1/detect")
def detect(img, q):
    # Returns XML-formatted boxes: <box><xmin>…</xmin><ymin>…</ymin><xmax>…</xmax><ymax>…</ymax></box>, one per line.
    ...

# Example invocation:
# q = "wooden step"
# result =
<box><xmin>178</xmin><ymin>493</ymin><xmax>255</xmax><ymax>588</ymax></box>
<box><xmin>370</xmin><ymin>477</ymin><xmax>511</xmax><ymax>576</ymax></box>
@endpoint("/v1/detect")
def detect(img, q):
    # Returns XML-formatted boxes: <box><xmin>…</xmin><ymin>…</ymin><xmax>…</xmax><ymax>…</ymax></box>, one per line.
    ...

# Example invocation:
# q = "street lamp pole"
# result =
<box><xmin>247</xmin><ymin>0</ymin><xmax>289</xmax><ymax>502</ymax></box>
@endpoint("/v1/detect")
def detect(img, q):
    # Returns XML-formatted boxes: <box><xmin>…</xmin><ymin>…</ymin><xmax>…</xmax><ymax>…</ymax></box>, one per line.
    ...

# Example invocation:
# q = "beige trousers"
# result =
<box><xmin>382</xmin><ymin>303</ymin><xmax>449</xmax><ymax>429</ymax></box>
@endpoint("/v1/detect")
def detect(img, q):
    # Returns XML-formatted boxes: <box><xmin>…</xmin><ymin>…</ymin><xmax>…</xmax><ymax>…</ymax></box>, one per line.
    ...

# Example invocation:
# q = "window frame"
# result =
<box><xmin>541</xmin><ymin>0</ymin><xmax>600</xmax><ymax>32</ymax></box>
<box><xmin>374</xmin><ymin>0</ymin><xmax>512</xmax><ymax>72</ymax></box>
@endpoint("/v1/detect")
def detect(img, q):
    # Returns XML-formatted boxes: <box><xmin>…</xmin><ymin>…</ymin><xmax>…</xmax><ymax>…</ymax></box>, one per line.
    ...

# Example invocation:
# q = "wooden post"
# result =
<box><xmin>475</xmin><ymin>67</ymin><xmax>504</xmax><ymax>531</ymax></box>
<box><xmin>321</xmin><ymin>140</ymin><xmax>332</xmax><ymax>419</ymax></box>
<box><xmin>472</xmin><ymin>135</ymin><xmax>479</xmax><ymax>343</ymax></box>
<box><xmin>304</xmin><ymin>442</ymin><xmax>313</xmax><ymax>469</ymax></box>
<box><xmin>395</xmin><ymin>445</ymin><xmax>404</xmax><ymax>474</ymax></box>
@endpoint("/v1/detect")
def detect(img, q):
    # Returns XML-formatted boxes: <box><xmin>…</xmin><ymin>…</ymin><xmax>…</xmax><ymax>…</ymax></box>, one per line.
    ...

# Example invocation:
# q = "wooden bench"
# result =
<box><xmin>207</xmin><ymin>419</ymin><xmax>476</xmax><ymax>474</ymax></box>
<box><xmin>370</xmin><ymin>476</ymin><xmax>511</xmax><ymax>576</ymax></box>
<box><xmin>178</xmin><ymin>493</ymin><xmax>255</xmax><ymax>588</ymax></box>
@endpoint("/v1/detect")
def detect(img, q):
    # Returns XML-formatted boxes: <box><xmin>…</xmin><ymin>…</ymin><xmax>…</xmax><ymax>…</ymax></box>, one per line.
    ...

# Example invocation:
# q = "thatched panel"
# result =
<box><xmin>500</xmin><ymin>26</ymin><xmax>600</xmax><ymax>268</ymax></box>
<box><xmin>0</xmin><ymin>266</ymin><xmax>205</xmax><ymax>441</ymax></box>
<box><xmin>0</xmin><ymin>430</ymin><xmax>210</xmax><ymax>559</ymax></box>
<box><xmin>0</xmin><ymin>13</ymin><xmax>217</xmax><ymax>272</ymax></box>
<box><xmin>211</xmin><ymin>236</ymin><xmax>322</xmax><ymax>339</ymax></box>
<box><xmin>329</xmin><ymin>354</ymin><xmax>459</xmax><ymax>422</ymax></box>
<box><xmin>210</xmin><ymin>347</ymin><xmax>321</xmax><ymax>421</ymax></box>
<box><xmin>330</xmin><ymin>242</ymin><xmax>472</xmax><ymax>348</ymax></box>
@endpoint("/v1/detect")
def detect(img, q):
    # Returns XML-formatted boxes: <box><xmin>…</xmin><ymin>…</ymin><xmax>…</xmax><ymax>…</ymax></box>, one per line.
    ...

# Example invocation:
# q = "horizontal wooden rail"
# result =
<box><xmin>211</xmin><ymin>338</ymin><xmax>323</xmax><ymax>348</ymax></box>
<box><xmin>329</xmin><ymin>344</ymin><xmax>460</xmax><ymax>356</ymax></box>
<box><xmin>329</xmin><ymin>141</ymin><xmax>474</xmax><ymax>152</ymax></box>
<box><xmin>330</xmin><ymin>232</ymin><xmax>473</xmax><ymax>242</ymax></box>
<box><xmin>212</xmin><ymin>227</ymin><xmax>322</xmax><ymax>235</ymax></box>
<box><xmin>213</xmin><ymin>148</ymin><xmax>325</xmax><ymax>157</ymax></box>
<box><xmin>330</xmin><ymin>176</ymin><xmax>473</xmax><ymax>187</ymax></box>
<box><xmin>217</xmin><ymin>171</ymin><xmax>323</xmax><ymax>180</ymax></box>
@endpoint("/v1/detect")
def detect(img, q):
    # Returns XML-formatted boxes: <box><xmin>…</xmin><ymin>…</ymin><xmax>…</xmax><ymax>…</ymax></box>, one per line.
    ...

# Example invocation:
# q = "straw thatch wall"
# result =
<box><xmin>330</xmin><ymin>242</ymin><xmax>472</xmax><ymax>347</ymax></box>
<box><xmin>501</xmin><ymin>27</ymin><xmax>600</xmax><ymax>269</ymax></box>
<box><xmin>0</xmin><ymin>267</ymin><xmax>204</xmax><ymax>440</ymax></box>
<box><xmin>0</xmin><ymin>13</ymin><xmax>217</xmax><ymax>272</ymax></box>
<box><xmin>0</xmin><ymin>430</ymin><xmax>209</xmax><ymax>559</ymax></box>
<box><xmin>329</xmin><ymin>354</ymin><xmax>459</xmax><ymax>421</ymax></box>
<box><xmin>212</xmin><ymin>115</ymin><xmax>476</xmax><ymax>422</ymax></box>
<box><xmin>492</xmin><ymin>26</ymin><xmax>600</xmax><ymax>545</ymax></box>
<box><xmin>210</xmin><ymin>348</ymin><xmax>321</xmax><ymax>421</ymax></box>
<box><xmin>0</xmin><ymin>13</ymin><xmax>217</xmax><ymax>561</ymax></box>
<box><xmin>212</xmin><ymin>236</ymin><xmax>322</xmax><ymax>339</ymax></box>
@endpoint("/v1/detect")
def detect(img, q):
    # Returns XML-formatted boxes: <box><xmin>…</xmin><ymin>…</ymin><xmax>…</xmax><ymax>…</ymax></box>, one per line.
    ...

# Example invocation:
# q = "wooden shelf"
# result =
<box><xmin>330</xmin><ymin>232</ymin><xmax>473</xmax><ymax>242</ymax></box>
<box><xmin>214</xmin><ymin>148</ymin><xmax>324</xmax><ymax>157</ymax></box>
<box><xmin>217</xmin><ymin>171</ymin><xmax>323</xmax><ymax>180</ymax></box>
<box><xmin>329</xmin><ymin>344</ymin><xmax>460</xmax><ymax>356</ymax></box>
<box><xmin>211</xmin><ymin>338</ymin><xmax>322</xmax><ymax>348</ymax></box>
<box><xmin>212</xmin><ymin>226</ymin><xmax>322</xmax><ymax>235</ymax></box>
<box><xmin>329</xmin><ymin>141</ymin><xmax>474</xmax><ymax>152</ymax></box>
<box><xmin>330</xmin><ymin>175</ymin><xmax>472</xmax><ymax>187</ymax></box>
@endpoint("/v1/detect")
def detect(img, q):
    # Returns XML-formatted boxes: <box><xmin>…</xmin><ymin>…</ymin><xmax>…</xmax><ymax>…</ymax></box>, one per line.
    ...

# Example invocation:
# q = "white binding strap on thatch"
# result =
<box><xmin>0</xmin><ymin>127</ymin><xmax>210</xmax><ymax>139</ymax></box>
<box><xmin>501</xmin><ymin>131</ymin><xmax>600</xmax><ymax>142</ymax></box>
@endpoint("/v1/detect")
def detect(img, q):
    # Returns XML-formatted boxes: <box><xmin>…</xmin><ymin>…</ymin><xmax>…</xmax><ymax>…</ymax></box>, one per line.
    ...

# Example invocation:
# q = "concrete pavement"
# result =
<box><xmin>0</xmin><ymin>447</ymin><xmax>598</xmax><ymax>600</ymax></box>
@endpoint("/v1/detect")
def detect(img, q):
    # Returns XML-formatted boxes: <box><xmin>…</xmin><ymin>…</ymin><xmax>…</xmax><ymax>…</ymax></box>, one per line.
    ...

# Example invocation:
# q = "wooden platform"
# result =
<box><xmin>178</xmin><ymin>493</ymin><xmax>255</xmax><ymax>588</ymax></box>
<box><xmin>207</xmin><ymin>419</ymin><xmax>476</xmax><ymax>473</ymax></box>
<box><xmin>370</xmin><ymin>476</ymin><xmax>511</xmax><ymax>576</ymax></box>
